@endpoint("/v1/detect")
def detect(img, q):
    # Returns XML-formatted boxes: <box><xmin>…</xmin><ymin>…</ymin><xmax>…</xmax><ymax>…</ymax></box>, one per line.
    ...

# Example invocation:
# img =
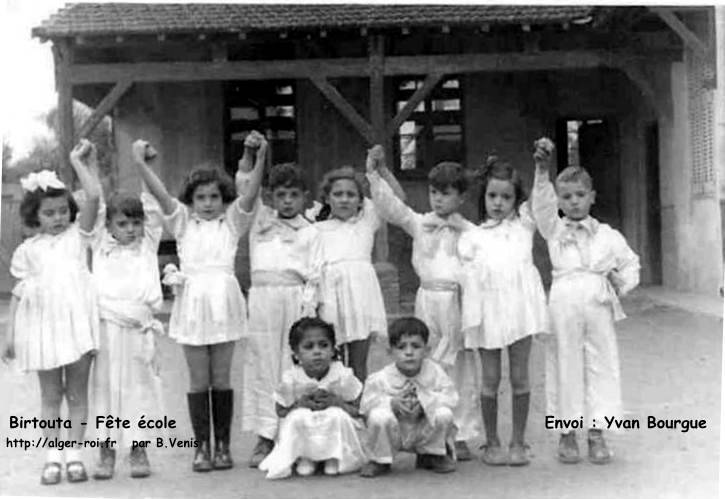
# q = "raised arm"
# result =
<box><xmin>530</xmin><ymin>137</ymin><xmax>560</xmax><ymax>240</ymax></box>
<box><xmin>235</xmin><ymin>130</ymin><xmax>264</xmax><ymax>196</ymax></box>
<box><xmin>365</xmin><ymin>145</ymin><xmax>417</xmax><ymax>235</ymax></box>
<box><xmin>69</xmin><ymin>139</ymin><xmax>103</xmax><ymax>233</ymax></box>
<box><xmin>236</xmin><ymin>134</ymin><xmax>267</xmax><ymax>213</ymax></box>
<box><xmin>366</xmin><ymin>145</ymin><xmax>406</xmax><ymax>201</ymax></box>
<box><xmin>131</xmin><ymin>140</ymin><xmax>176</xmax><ymax>215</ymax></box>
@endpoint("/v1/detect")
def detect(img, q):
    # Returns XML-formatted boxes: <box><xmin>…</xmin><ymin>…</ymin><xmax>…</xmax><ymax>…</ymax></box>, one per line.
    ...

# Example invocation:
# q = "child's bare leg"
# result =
<box><xmin>37</xmin><ymin>368</ymin><xmax>64</xmax><ymax>454</ymax></box>
<box><xmin>480</xmin><ymin>348</ymin><xmax>506</xmax><ymax>465</ymax></box>
<box><xmin>345</xmin><ymin>339</ymin><xmax>370</xmax><ymax>381</ymax></box>
<box><xmin>65</xmin><ymin>353</ymin><xmax>93</xmax><ymax>445</ymax></box>
<box><xmin>508</xmin><ymin>336</ymin><xmax>532</xmax><ymax>466</ymax></box>
<box><xmin>508</xmin><ymin>336</ymin><xmax>532</xmax><ymax>446</ymax></box>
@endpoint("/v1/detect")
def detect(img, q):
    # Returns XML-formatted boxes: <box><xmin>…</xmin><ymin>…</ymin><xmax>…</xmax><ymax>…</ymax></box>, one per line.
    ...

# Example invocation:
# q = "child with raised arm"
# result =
<box><xmin>311</xmin><ymin>162</ymin><xmax>388</xmax><ymax>381</ymax></box>
<box><xmin>531</xmin><ymin>138</ymin><xmax>640</xmax><ymax>464</ymax></box>
<box><xmin>457</xmin><ymin>155</ymin><xmax>548</xmax><ymax>466</ymax></box>
<box><xmin>258</xmin><ymin>317</ymin><xmax>366</xmax><ymax>479</ymax></box>
<box><xmin>360</xmin><ymin>317</ymin><xmax>458</xmax><ymax>477</ymax></box>
<box><xmin>240</xmin><ymin>134</ymin><xmax>321</xmax><ymax>467</ymax></box>
<box><xmin>88</xmin><ymin>151</ymin><xmax>167</xmax><ymax>479</ymax></box>
<box><xmin>132</xmin><ymin>136</ymin><xmax>266</xmax><ymax>472</ymax></box>
<box><xmin>366</xmin><ymin>146</ymin><xmax>482</xmax><ymax>460</ymax></box>
<box><xmin>1</xmin><ymin>139</ymin><xmax>101</xmax><ymax>485</ymax></box>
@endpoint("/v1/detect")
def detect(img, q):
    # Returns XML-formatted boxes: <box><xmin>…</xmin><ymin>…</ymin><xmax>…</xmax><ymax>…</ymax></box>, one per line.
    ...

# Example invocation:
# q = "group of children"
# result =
<box><xmin>1</xmin><ymin>129</ymin><xmax>640</xmax><ymax>484</ymax></box>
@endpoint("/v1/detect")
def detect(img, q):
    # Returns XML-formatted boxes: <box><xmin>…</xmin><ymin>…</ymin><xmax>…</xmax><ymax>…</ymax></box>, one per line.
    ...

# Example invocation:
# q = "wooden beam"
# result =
<box><xmin>386</xmin><ymin>72</ymin><xmax>444</xmax><ymax>137</ymax></box>
<box><xmin>650</xmin><ymin>7</ymin><xmax>709</xmax><ymax>57</ymax></box>
<box><xmin>68</xmin><ymin>50</ymin><xmax>654</xmax><ymax>84</ymax></box>
<box><xmin>309</xmin><ymin>76</ymin><xmax>374</xmax><ymax>143</ymax></box>
<box><xmin>369</xmin><ymin>35</ymin><xmax>385</xmax><ymax>145</ymax></box>
<box><xmin>616</xmin><ymin>60</ymin><xmax>670</xmax><ymax>121</ymax></box>
<box><xmin>53</xmin><ymin>40</ymin><xmax>75</xmax><ymax>185</ymax></box>
<box><xmin>78</xmin><ymin>78</ymin><xmax>133</xmax><ymax>138</ymax></box>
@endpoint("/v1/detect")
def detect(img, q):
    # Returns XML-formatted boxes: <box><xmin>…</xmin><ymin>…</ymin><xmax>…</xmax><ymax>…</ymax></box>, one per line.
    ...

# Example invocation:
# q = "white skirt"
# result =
<box><xmin>168</xmin><ymin>270</ymin><xmax>246</xmax><ymax>345</ymax></box>
<box><xmin>259</xmin><ymin>407</ymin><xmax>367</xmax><ymax>479</ymax></box>
<box><xmin>319</xmin><ymin>261</ymin><xmax>387</xmax><ymax>344</ymax></box>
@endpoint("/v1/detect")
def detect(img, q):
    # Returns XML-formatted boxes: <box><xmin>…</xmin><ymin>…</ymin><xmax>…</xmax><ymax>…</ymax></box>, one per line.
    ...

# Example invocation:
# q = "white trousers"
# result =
<box><xmin>545</xmin><ymin>288</ymin><xmax>622</xmax><ymax>429</ymax></box>
<box><xmin>365</xmin><ymin>406</ymin><xmax>455</xmax><ymax>463</ymax></box>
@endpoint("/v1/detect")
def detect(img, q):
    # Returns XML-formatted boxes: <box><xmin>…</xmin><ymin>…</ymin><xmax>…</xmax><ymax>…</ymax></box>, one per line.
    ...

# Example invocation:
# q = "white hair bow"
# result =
<box><xmin>20</xmin><ymin>170</ymin><xmax>66</xmax><ymax>192</ymax></box>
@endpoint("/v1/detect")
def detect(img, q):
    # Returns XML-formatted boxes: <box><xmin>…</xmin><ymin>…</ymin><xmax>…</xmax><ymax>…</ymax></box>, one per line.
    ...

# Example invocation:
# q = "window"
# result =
<box><xmin>224</xmin><ymin>81</ymin><xmax>297</xmax><ymax>171</ymax></box>
<box><xmin>393</xmin><ymin>76</ymin><xmax>464</xmax><ymax>174</ymax></box>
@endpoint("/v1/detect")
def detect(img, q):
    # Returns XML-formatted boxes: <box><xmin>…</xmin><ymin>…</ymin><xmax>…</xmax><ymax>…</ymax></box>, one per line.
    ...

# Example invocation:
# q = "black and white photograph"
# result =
<box><xmin>0</xmin><ymin>2</ymin><xmax>723</xmax><ymax>498</ymax></box>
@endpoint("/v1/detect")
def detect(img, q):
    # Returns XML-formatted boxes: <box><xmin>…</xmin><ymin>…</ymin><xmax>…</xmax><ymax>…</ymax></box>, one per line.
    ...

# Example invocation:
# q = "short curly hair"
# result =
<box><xmin>268</xmin><ymin>162</ymin><xmax>307</xmax><ymax>192</ymax></box>
<box><xmin>477</xmin><ymin>155</ymin><xmax>527</xmax><ymax>221</ymax></box>
<box><xmin>178</xmin><ymin>167</ymin><xmax>237</xmax><ymax>205</ymax></box>
<box><xmin>19</xmin><ymin>187</ymin><xmax>78</xmax><ymax>229</ymax></box>
<box><xmin>105</xmin><ymin>191</ymin><xmax>145</xmax><ymax>224</ymax></box>
<box><xmin>315</xmin><ymin>166</ymin><xmax>367</xmax><ymax>221</ymax></box>
<box><xmin>288</xmin><ymin>317</ymin><xmax>338</xmax><ymax>364</ymax></box>
<box><xmin>428</xmin><ymin>161</ymin><xmax>469</xmax><ymax>194</ymax></box>
<box><xmin>388</xmin><ymin>317</ymin><xmax>430</xmax><ymax>347</ymax></box>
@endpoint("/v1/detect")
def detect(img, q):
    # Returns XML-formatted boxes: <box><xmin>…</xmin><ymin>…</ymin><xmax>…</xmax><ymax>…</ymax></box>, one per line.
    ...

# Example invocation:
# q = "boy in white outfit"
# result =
<box><xmin>365</xmin><ymin>146</ymin><xmax>482</xmax><ymax>460</ymax></box>
<box><xmin>360</xmin><ymin>317</ymin><xmax>458</xmax><ymax>477</ymax></box>
<box><xmin>530</xmin><ymin>138</ymin><xmax>640</xmax><ymax>464</ymax></box>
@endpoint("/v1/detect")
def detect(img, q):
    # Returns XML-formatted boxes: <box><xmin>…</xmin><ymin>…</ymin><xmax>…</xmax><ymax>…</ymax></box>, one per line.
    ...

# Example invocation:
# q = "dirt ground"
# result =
<box><xmin>0</xmin><ymin>291</ymin><xmax>721</xmax><ymax>499</ymax></box>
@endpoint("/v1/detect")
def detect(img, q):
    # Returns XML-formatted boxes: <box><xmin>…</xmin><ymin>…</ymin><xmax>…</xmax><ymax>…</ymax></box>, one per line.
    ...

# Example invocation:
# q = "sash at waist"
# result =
<box><xmin>251</xmin><ymin>270</ymin><xmax>304</xmax><ymax>288</ymax></box>
<box><xmin>182</xmin><ymin>263</ymin><xmax>234</xmax><ymax>276</ymax></box>
<box><xmin>99</xmin><ymin>297</ymin><xmax>164</xmax><ymax>333</ymax></box>
<box><xmin>419</xmin><ymin>280</ymin><xmax>459</xmax><ymax>292</ymax></box>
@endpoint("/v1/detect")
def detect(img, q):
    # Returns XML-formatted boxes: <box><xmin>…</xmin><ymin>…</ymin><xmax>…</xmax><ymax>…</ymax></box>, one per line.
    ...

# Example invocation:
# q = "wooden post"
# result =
<box><xmin>369</xmin><ymin>35</ymin><xmax>385</xmax><ymax>145</ymax></box>
<box><xmin>53</xmin><ymin>40</ymin><xmax>75</xmax><ymax>186</ymax></box>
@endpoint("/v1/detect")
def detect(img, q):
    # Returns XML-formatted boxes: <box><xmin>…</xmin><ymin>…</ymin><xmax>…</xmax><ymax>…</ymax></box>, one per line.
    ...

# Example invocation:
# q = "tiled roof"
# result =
<box><xmin>33</xmin><ymin>4</ymin><xmax>594</xmax><ymax>38</ymax></box>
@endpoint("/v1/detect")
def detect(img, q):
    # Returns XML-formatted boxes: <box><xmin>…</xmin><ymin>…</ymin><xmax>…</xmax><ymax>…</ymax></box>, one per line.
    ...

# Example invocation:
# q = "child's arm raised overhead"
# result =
<box><xmin>235</xmin><ymin>130</ymin><xmax>264</xmax><ymax>197</ymax></box>
<box><xmin>69</xmin><ymin>139</ymin><xmax>103</xmax><ymax>233</ymax></box>
<box><xmin>131</xmin><ymin>140</ymin><xmax>176</xmax><ymax>215</ymax></box>
<box><xmin>235</xmin><ymin>133</ymin><xmax>267</xmax><ymax>213</ymax></box>
<box><xmin>530</xmin><ymin>137</ymin><xmax>559</xmax><ymax>240</ymax></box>
<box><xmin>365</xmin><ymin>145</ymin><xmax>417</xmax><ymax>236</ymax></box>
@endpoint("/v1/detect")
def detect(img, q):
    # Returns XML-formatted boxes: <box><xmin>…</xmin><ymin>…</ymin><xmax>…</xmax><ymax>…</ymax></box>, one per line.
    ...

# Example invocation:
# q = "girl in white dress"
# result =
<box><xmin>1</xmin><ymin>140</ymin><xmax>102</xmax><ymax>485</ymax></box>
<box><xmin>131</xmin><ymin>137</ymin><xmax>265</xmax><ymax>472</ymax></box>
<box><xmin>458</xmin><ymin>156</ymin><xmax>548</xmax><ymax>466</ymax></box>
<box><xmin>312</xmin><ymin>165</ymin><xmax>387</xmax><ymax>381</ymax></box>
<box><xmin>259</xmin><ymin>317</ymin><xmax>366</xmax><ymax>479</ymax></box>
<box><xmin>88</xmin><ymin>187</ymin><xmax>165</xmax><ymax>480</ymax></box>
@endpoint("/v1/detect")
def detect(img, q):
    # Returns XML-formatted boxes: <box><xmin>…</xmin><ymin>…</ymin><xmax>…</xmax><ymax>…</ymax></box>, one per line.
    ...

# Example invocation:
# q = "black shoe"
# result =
<box><xmin>129</xmin><ymin>447</ymin><xmax>151</xmax><ymax>478</ymax></box>
<box><xmin>248</xmin><ymin>436</ymin><xmax>275</xmax><ymax>468</ymax></box>
<box><xmin>92</xmin><ymin>447</ymin><xmax>116</xmax><ymax>480</ymax></box>
<box><xmin>188</xmin><ymin>391</ymin><xmax>213</xmax><ymax>472</ymax></box>
<box><xmin>211</xmin><ymin>389</ymin><xmax>234</xmax><ymax>470</ymax></box>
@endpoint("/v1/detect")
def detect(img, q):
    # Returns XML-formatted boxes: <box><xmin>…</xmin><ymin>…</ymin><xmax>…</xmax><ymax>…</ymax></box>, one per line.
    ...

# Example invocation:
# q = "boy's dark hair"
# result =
<box><xmin>288</xmin><ymin>317</ymin><xmax>337</xmax><ymax>364</ymax></box>
<box><xmin>478</xmin><ymin>155</ymin><xmax>526</xmax><ymax>221</ymax></box>
<box><xmin>316</xmin><ymin>166</ymin><xmax>367</xmax><ymax>221</ymax></box>
<box><xmin>268</xmin><ymin>162</ymin><xmax>307</xmax><ymax>192</ymax></box>
<box><xmin>388</xmin><ymin>317</ymin><xmax>430</xmax><ymax>347</ymax></box>
<box><xmin>20</xmin><ymin>187</ymin><xmax>78</xmax><ymax>229</ymax></box>
<box><xmin>106</xmin><ymin>191</ymin><xmax>145</xmax><ymax>224</ymax></box>
<box><xmin>428</xmin><ymin>161</ymin><xmax>469</xmax><ymax>194</ymax></box>
<box><xmin>179</xmin><ymin>167</ymin><xmax>237</xmax><ymax>205</ymax></box>
<box><xmin>556</xmin><ymin>166</ymin><xmax>593</xmax><ymax>190</ymax></box>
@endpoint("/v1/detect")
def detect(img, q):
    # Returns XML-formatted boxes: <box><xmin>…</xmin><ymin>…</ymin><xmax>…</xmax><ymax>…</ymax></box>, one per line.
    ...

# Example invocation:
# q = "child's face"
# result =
<box><xmin>192</xmin><ymin>182</ymin><xmax>224</xmax><ymax>220</ymax></box>
<box><xmin>37</xmin><ymin>196</ymin><xmax>71</xmax><ymax>235</ymax></box>
<box><xmin>108</xmin><ymin>213</ymin><xmax>144</xmax><ymax>245</ymax></box>
<box><xmin>557</xmin><ymin>180</ymin><xmax>595</xmax><ymax>221</ymax></box>
<box><xmin>484</xmin><ymin>178</ymin><xmax>516</xmax><ymax>220</ymax></box>
<box><xmin>272</xmin><ymin>186</ymin><xmax>306</xmax><ymax>219</ymax></box>
<box><xmin>295</xmin><ymin>327</ymin><xmax>335</xmax><ymax>380</ymax></box>
<box><xmin>327</xmin><ymin>179</ymin><xmax>361</xmax><ymax>221</ymax></box>
<box><xmin>390</xmin><ymin>334</ymin><xmax>429</xmax><ymax>377</ymax></box>
<box><xmin>428</xmin><ymin>185</ymin><xmax>465</xmax><ymax>218</ymax></box>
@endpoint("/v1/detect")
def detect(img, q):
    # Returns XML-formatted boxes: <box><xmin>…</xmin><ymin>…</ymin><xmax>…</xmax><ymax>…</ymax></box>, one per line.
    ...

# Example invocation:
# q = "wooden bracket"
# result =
<box><xmin>650</xmin><ymin>7</ymin><xmax>709</xmax><ymax>58</ymax></box>
<box><xmin>310</xmin><ymin>76</ymin><xmax>375</xmax><ymax>143</ymax></box>
<box><xmin>386</xmin><ymin>72</ymin><xmax>444</xmax><ymax>137</ymax></box>
<box><xmin>79</xmin><ymin>78</ymin><xmax>133</xmax><ymax>138</ymax></box>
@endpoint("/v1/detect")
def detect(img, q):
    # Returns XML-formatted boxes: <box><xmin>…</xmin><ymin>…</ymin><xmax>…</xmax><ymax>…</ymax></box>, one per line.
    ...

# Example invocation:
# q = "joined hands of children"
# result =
<box><xmin>365</xmin><ymin>144</ymin><xmax>386</xmax><ymax>173</ymax></box>
<box><xmin>533</xmin><ymin>137</ymin><xmax>555</xmax><ymax>169</ymax></box>
<box><xmin>132</xmin><ymin>139</ymin><xmax>158</xmax><ymax>165</ymax></box>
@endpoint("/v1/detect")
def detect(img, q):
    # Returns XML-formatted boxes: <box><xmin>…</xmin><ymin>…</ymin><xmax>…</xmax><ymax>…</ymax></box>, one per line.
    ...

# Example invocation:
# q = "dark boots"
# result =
<box><xmin>211</xmin><ymin>389</ymin><xmax>234</xmax><ymax>470</ymax></box>
<box><xmin>187</xmin><ymin>392</ymin><xmax>212</xmax><ymax>472</ymax></box>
